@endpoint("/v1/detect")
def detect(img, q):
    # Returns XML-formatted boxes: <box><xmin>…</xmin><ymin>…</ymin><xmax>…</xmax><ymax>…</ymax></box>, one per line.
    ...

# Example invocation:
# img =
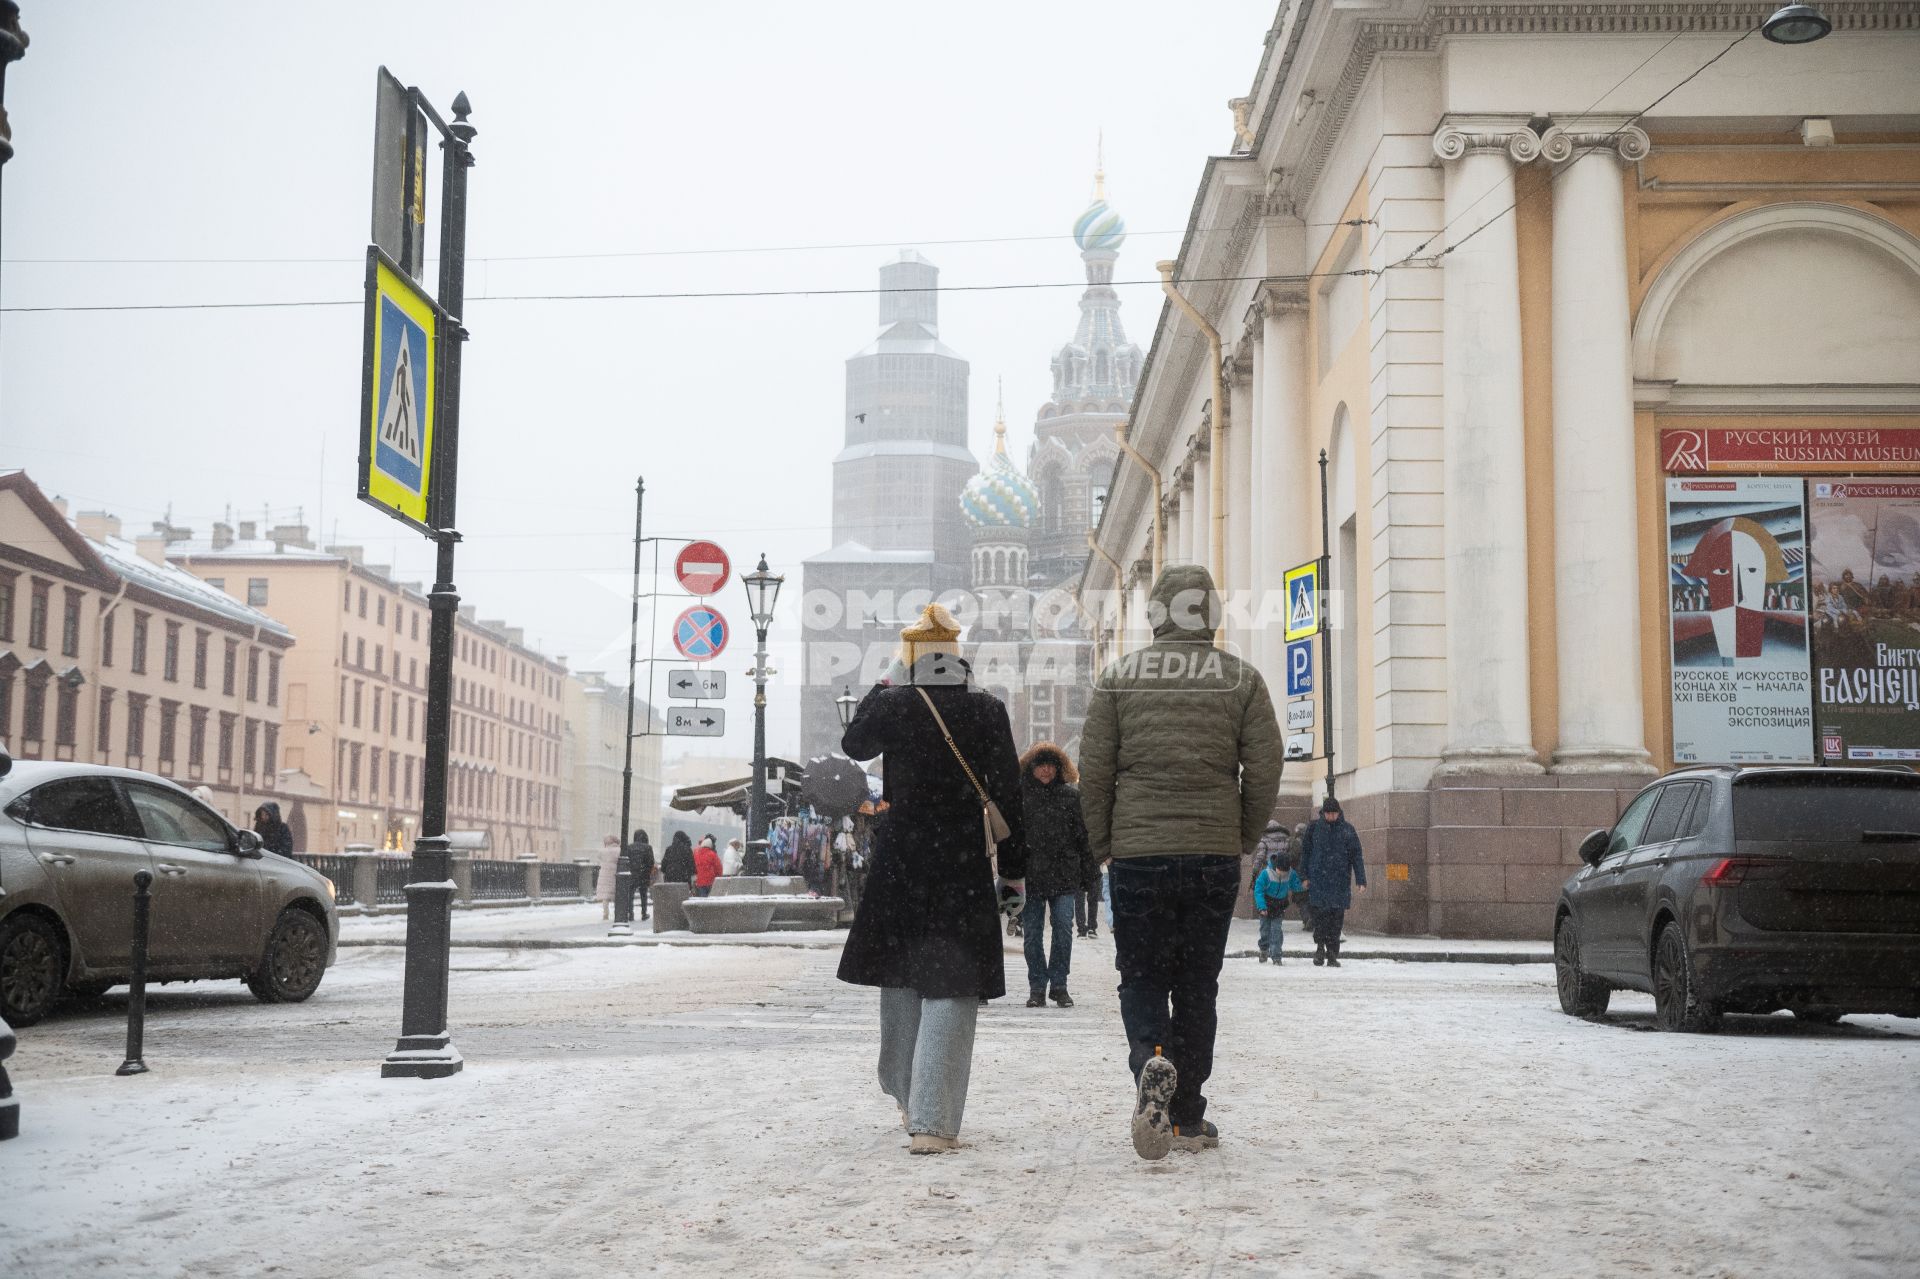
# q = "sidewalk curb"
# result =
<box><xmin>338</xmin><ymin>936</ymin><xmax>843</xmax><ymax>951</ymax></box>
<box><xmin>1228</xmin><ymin>949</ymin><xmax>1551</xmax><ymax>965</ymax></box>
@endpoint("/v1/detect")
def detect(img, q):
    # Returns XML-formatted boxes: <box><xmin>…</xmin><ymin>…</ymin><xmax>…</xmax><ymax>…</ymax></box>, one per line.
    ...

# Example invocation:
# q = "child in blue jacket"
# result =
<box><xmin>1253</xmin><ymin>852</ymin><xmax>1302</xmax><ymax>965</ymax></box>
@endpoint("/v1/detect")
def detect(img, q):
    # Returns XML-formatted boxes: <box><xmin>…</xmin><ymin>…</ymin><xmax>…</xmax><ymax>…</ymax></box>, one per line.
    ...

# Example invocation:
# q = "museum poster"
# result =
<box><xmin>1667</xmin><ymin>478</ymin><xmax>1813</xmax><ymax>764</ymax></box>
<box><xmin>1808</xmin><ymin>480</ymin><xmax>1920</xmax><ymax>763</ymax></box>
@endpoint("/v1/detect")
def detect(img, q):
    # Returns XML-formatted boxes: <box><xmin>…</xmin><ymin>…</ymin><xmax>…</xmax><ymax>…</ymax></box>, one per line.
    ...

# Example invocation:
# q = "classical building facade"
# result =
<box><xmin>169</xmin><ymin>525</ymin><xmax>569</xmax><ymax>857</ymax></box>
<box><xmin>0</xmin><ymin>472</ymin><xmax>295</xmax><ymax>829</ymax></box>
<box><xmin>801</xmin><ymin>251</ymin><xmax>976</xmax><ymax>759</ymax></box>
<box><xmin>563</xmin><ymin>670</ymin><xmax>663</xmax><ymax>853</ymax></box>
<box><xmin>1081</xmin><ymin>1</ymin><xmax>1920</xmax><ymax>936</ymax></box>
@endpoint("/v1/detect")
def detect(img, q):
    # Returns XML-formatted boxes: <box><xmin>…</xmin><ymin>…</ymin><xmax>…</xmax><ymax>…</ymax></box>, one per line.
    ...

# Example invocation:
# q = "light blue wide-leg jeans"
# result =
<box><xmin>878</xmin><ymin>987</ymin><xmax>979</xmax><ymax>1140</ymax></box>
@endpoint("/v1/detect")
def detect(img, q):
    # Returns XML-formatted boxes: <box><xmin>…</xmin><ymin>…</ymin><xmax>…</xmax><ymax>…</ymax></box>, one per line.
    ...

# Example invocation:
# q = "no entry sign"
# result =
<box><xmin>672</xmin><ymin>605</ymin><xmax>729</xmax><ymax>663</ymax></box>
<box><xmin>675</xmin><ymin>541</ymin><xmax>730</xmax><ymax>596</ymax></box>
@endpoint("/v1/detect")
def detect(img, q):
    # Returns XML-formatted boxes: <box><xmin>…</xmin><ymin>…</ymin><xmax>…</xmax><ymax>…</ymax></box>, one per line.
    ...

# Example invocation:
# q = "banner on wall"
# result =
<box><xmin>1809</xmin><ymin>480</ymin><xmax>1920</xmax><ymax>762</ymax></box>
<box><xmin>1667</xmin><ymin>478</ymin><xmax>1813</xmax><ymax>764</ymax></box>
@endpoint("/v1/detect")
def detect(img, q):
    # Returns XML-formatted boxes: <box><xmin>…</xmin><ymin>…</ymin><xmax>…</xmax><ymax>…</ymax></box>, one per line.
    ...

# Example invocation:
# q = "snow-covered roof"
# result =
<box><xmin>832</xmin><ymin>441</ymin><xmax>976</xmax><ymax>466</ymax></box>
<box><xmin>163</xmin><ymin>537</ymin><xmax>340</xmax><ymax>562</ymax></box>
<box><xmin>93</xmin><ymin>536</ymin><xmax>294</xmax><ymax>639</ymax></box>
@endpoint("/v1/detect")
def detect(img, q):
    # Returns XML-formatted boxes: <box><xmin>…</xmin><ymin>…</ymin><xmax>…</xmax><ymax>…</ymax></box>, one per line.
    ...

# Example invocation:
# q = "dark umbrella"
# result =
<box><xmin>802</xmin><ymin>753</ymin><xmax>870</xmax><ymax>818</ymax></box>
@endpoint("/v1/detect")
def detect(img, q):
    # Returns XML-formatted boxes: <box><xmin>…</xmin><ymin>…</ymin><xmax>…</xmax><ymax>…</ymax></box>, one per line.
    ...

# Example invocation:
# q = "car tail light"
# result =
<box><xmin>1702</xmin><ymin>857</ymin><xmax>1787</xmax><ymax>886</ymax></box>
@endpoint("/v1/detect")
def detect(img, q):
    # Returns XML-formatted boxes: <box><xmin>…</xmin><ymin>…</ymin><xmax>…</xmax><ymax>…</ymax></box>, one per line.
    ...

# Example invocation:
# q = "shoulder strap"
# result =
<box><xmin>916</xmin><ymin>687</ymin><xmax>992</xmax><ymax>808</ymax></box>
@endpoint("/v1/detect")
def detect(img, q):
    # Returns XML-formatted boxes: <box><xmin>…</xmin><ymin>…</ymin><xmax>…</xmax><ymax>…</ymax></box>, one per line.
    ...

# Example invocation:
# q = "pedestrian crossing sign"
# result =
<box><xmin>358</xmin><ymin>246</ymin><xmax>443</xmax><ymax>532</ymax></box>
<box><xmin>1284</xmin><ymin>561</ymin><xmax>1320</xmax><ymax>642</ymax></box>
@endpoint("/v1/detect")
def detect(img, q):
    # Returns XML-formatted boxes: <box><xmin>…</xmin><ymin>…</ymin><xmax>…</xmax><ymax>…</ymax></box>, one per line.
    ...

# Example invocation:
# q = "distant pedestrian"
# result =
<box><xmin>629</xmin><ymin>830</ymin><xmax>655</xmax><ymax>920</ymax></box>
<box><xmin>692</xmin><ymin>838</ymin><xmax>724</xmax><ymax>896</ymax></box>
<box><xmin>723</xmin><ymin>837</ymin><xmax>745</xmax><ymax>877</ymax></box>
<box><xmin>1077</xmin><ymin>861</ymin><xmax>1105</xmax><ymax>940</ymax></box>
<box><xmin>1080</xmin><ymin>564</ymin><xmax>1283</xmax><ymax>1160</ymax></box>
<box><xmin>1251</xmin><ymin>819</ymin><xmax>1289</xmax><ymax>890</ymax></box>
<box><xmin>836</xmin><ymin>602</ymin><xmax>1027</xmax><ymax>1154</ymax></box>
<box><xmin>661</xmin><ymin>831</ymin><xmax>696</xmax><ymax>888</ymax></box>
<box><xmin>251</xmin><ymin>802</ymin><xmax>294</xmax><ymax>856</ymax></box>
<box><xmin>1252</xmin><ymin>850</ymin><xmax>1302</xmax><ymax>964</ymax></box>
<box><xmin>1017</xmin><ymin>742</ymin><xmax>1097</xmax><ymax>1009</ymax></box>
<box><xmin>596</xmin><ymin>834</ymin><xmax>622</xmax><ymax>920</ymax></box>
<box><xmin>1300</xmin><ymin>797</ymin><xmax>1366</xmax><ymax>967</ymax></box>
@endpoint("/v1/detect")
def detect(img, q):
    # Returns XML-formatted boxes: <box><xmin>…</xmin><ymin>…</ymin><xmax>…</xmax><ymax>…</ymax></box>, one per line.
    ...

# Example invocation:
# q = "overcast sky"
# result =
<box><xmin>3</xmin><ymin>0</ymin><xmax>1275</xmax><ymax>764</ymax></box>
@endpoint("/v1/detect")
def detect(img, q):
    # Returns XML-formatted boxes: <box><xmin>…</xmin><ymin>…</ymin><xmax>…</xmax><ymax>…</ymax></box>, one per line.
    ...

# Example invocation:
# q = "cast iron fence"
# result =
<box><xmin>470</xmin><ymin>857</ymin><xmax>525</xmax><ymax>902</ymax></box>
<box><xmin>538</xmin><ymin>862</ymin><xmax>579</xmax><ymax>898</ymax></box>
<box><xmin>374</xmin><ymin>856</ymin><xmax>413</xmax><ymax>905</ymax></box>
<box><xmin>294</xmin><ymin>854</ymin><xmax>358</xmax><ymax>907</ymax></box>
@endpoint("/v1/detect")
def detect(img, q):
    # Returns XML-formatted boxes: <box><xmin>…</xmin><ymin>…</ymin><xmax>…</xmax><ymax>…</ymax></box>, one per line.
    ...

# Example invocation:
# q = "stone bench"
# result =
<box><xmin>769</xmin><ymin>897</ymin><xmax>844</xmax><ymax>931</ymax></box>
<box><xmin>713</xmin><ymin>876</ymin><xmax>809</xmax><ymax>897</ymax></box>
<box><xmin>651</xmin><ymin>882</ymin><xmax>693</xmax><ymax>933</ymax></box>
<box><xmin>681</xmin><ymin>897</ymin><xmax>780</xmax><ymax>934</ymax></box>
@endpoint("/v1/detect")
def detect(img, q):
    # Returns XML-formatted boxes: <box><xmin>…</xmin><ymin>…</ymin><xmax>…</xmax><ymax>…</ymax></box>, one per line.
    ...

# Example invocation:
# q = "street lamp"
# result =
<box><xmin>741</xmin><ymin>553</ymin><xmax>784</xmax><ymax>844</ymax></box>
<box><xmin>835</xmin><ymin>685</ymin><xmax>859</xmax><ymax>730</ymax></box>
<box><xmin>1762</xmin><ymin>3</ymin><xmax>1832</xmax><ymax>42</ymax></box>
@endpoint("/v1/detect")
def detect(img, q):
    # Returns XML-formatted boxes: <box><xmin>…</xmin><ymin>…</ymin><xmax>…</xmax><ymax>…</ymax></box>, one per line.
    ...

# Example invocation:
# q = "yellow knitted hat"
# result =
<box><xmin>899</xmin><ymin>601</ymin><xmax>963</xmax><ymax>666</ymax></box>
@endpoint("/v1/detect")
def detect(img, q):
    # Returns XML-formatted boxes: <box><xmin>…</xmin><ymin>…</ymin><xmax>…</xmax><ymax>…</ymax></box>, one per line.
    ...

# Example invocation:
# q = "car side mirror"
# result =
<box><xmin>233</xmin><ymin>829</ymin><xmax>263</xmax><ymax>858</ymax></box>
<box><xmin>1577</xmin><ymin>829</ymin><xmax>1610</xmax><ymax>867</ymax></box>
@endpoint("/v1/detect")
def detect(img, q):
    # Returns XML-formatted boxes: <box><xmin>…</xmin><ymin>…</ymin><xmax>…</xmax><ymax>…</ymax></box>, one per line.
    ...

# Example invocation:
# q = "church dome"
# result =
<box><xmin>960</xmin><ymin>390</ymin><xmax>1040</xmax><ymax>530</ymax></box>
<box><xmin>1073</xmin><ymin>199</ymin><xmax>1126</xmax><ymax>253</ymax></box>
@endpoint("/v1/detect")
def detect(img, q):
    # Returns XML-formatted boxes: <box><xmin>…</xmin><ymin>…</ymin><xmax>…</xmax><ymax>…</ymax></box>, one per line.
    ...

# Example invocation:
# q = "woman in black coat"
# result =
<box><xmin>628</xmin><ymin>830</ymin><xmax>655</xmax><ymax>920</ymax></box>
<box><xmin>836</xmin><ymin>603</ymin><xmax>1026</xmax><ymax>1154</ymax></box>
<box><xmin>659</xmin><ymin>831</ymin><xmax>695</xmax><ymax>887</ymax></box>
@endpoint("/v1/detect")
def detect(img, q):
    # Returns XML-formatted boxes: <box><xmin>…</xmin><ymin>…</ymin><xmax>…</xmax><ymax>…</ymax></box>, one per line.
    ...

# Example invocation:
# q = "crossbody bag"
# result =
<box><xmin>915</xmin><ymin>687</ymin><xmax>1012</xmax><ymax>864</ymax></box>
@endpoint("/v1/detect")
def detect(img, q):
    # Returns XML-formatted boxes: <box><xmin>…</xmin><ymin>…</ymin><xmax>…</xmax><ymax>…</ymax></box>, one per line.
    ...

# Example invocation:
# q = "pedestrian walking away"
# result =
<box><xmin>1080</xmin><ymin>564</ymin><xmax>1283</xmax><ymax>1160</ymax></box>
<box><xmin>595</xmin><ymin>833</ymin><xmax>622</xmax><ymax>921</ymax></box>
<box><xmin>1017</xmin><ymin>742</ymin><xmax>1098</xmax><ymax>1008</ymax></box>
<box><xmin>722</xmin><ymin>837</ymin><xmax>745</xmax><ymax>878</ymax></box>
<box><xmin>836</xmin><ymin>603</ymin><xmax>1027</xmax><ymax>1154</ymax></box>
<box><xmin>692</xmin><ymin>836</ymin><xmax>724</xmax><ymax>896</ymax></box>
<box><xmin>660</xmin><ymin>831</ymin><xmax>695</xmax><ymax>889</ymax></box>
<box><xmin>1253</xmin><ymin>848</ymin><xmax>1302</xmax><ymax>964</ymax></box>
<box><xmin>250</xmin><ymin>802</ymin><xmax>294</xmax><ymax>857</ymax></box>
<box><xmin>1300</xmin><ymin>797</ymin><xmax>1366</xmax><ymax>966</ymax></box>
<box><xmin>628</xmin><ymin>829</ymin><xmax>655</xmax><ymax>920</ymax></box>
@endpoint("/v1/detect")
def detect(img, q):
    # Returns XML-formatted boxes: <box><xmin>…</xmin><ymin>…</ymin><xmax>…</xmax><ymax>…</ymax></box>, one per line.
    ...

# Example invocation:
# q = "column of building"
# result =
<box><xmin>1430</xmin><ymin>118</ymin><xmax>1544</xmax><ymax>776</ymax></box>
<box><xmin>1257</xmin><ymin>286</ymin><xmax>1309</xmax><ymax>680</ymax></box>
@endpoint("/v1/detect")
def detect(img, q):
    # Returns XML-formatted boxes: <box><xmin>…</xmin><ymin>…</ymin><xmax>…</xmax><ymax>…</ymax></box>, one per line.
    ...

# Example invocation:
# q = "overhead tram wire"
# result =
<box><xmin>3</xmin><ymin>220</ymin><xmax>1379</xmax><ymax>268</ymax></box>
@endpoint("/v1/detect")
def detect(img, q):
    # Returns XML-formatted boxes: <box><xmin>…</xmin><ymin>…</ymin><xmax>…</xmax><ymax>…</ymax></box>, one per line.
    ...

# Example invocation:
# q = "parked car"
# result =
<box><xmin>1554</xmin><ymin>766</ymin><xmax>1920</xmax><ymax>1031</ymax></box>
<box><xmin>0</xmin><ymin>757</ymin><xmax>337</xmax><ymax>1026</ymax></box>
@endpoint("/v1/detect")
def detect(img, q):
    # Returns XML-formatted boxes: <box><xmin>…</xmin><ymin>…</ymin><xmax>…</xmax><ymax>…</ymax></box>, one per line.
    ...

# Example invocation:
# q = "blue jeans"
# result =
<box><xmin>878</xmin><ymin>988</ymin><xmax>978</xmax><ymax>1139</ymax></box>
<box><xmin>1109</xmin><ymin>855</ymin><xmax>1241</xmax><ymax>1127</ymax></box>
<box><xmin>1021</xmin><ymin>892</ymin><xmax>1077</xmax><ymax>992</ymax></box>
<box><xmin>1259</xmin><ymin>913</ymin><xmax>1286</xmax><ymax>957</ymax></box>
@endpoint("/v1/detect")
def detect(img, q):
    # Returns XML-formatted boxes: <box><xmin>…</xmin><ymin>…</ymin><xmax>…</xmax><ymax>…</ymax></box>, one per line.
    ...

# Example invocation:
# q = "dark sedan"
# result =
<box><xmin>1554</xmin><ymin>766</ymin><xmax>1920</xmax><ymax>1031</ymax></box>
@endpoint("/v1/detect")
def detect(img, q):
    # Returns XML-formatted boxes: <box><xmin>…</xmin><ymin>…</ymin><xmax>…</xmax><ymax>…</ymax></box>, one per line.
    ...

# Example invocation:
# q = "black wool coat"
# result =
<box><xmin>659</xmin><ymin>836</ymin><xmax>695</xmax><ymax>886</ymax></box>
<box><xmin>1020</xmin><ymin>773</ymin><xmax>1096</xmax><ymax>901</ymax></box>
<box><xmin>1301</xmin><ymin>816</ymin><xmax>1366</xmax><ymax>910</ymax></box>
<box><xmin>836</xmin><ymin>676</ymin><xmax>1027</xmax><ymax>1000</ymax></box>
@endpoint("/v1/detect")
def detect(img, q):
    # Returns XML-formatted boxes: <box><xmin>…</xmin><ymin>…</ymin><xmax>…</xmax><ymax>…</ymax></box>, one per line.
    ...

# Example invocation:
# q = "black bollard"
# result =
<box><xmin>0</xmin><ymin>1014</ymin><xmax>18</xmax><ymax>1139</ymax></box>
<box><xmin>116</xmin><ymin>869</ymin><xmax>153</xmax><ymax>1077</ymax></box>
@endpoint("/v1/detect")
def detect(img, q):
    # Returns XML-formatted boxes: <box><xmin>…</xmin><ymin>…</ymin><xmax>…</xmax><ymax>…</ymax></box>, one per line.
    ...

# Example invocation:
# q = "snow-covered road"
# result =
<box><xmin>4</xmin><ymin>941</ymin><xmax>1915</xmax><ymax>1277</ymax></box>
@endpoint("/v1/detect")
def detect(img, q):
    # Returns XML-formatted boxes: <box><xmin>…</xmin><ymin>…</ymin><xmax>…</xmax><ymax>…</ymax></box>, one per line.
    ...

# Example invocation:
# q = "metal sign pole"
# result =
<box><xmin>612</xmin><ymin>477</ymin><xmax>644</xmax><ymax>936</ymax></box>
<box><xmin>382</xmin><ymin>91</ymin><xmax>474</xmax><ymax>1080</ymax></box>
<box><xmin>1319</xmin><ymin>447</ymin><xmax>1335</xmax><ymax>803</ymax></box>
<box><xmin>115</xmin><ymin>869</ymin><xmax>153</xmax><ymax>1077</ymax></box>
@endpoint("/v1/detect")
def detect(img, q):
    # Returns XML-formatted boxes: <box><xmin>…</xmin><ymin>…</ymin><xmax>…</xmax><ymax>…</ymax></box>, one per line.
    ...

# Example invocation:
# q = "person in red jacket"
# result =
<box><xmin>692</xmin><ymin>835</ymin><xmax>724</xmax><ymax>896</ymax></box>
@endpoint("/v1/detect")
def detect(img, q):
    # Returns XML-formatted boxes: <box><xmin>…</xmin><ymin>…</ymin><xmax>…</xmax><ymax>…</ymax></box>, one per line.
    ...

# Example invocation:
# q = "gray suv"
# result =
<box><xmin>0</xmin><ymin>757</ymin><xmax>337</xmax><ymax>1026</ymax></box>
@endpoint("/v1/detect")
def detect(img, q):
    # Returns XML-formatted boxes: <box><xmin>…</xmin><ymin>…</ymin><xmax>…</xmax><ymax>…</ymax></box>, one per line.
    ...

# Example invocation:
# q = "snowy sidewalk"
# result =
<box><xmin>338</xmin><ymin>902</ymin><xmax>1553</xmax><ymax>962</ymax></box>
<box><xmin>6</xmin><ymin>942</ymin><xmax>1915</xmax><ymax>1277</ymax></box>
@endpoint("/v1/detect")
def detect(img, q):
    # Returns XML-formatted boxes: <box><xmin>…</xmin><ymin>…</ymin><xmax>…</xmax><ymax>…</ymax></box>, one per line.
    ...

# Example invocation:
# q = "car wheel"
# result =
<box><xmin>1554</xmin><ymin>917</ymin><xmax>1610</xmax><ymax>1018</ymax></box>
<box><xmin>1790</xmin><ymin>1007</ymin><xmax>1846</xmax><ymax>1025</ymax></box>
<box><xmin>245</xmin><ymin>909</ymin><xmax>328</xmax><ymax>1004</ymax></box>
<box><xmin>0</xmin><ymin>912</ymin><xmax>69</xmax><ymax>1027</ymax></box>
<box><xmin>1652</xmin><ymin>923</ymin><xmax>1721</xmax><ymax>1033</ymax></box>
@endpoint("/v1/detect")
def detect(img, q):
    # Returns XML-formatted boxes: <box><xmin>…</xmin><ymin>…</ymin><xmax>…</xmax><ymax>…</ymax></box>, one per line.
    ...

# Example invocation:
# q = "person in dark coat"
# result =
<box><xmin>628</xmin><ymin>830</ymin><xmax>655</xmax><ymax>921</ymax></box>
<box><xmin>660</xmin><ymin>831</ymin><xmax>696</xmax><ymax>888</ymax></box>
<box><xmin>836</xmin><ymin>603</ymin><xmax>1027</xmax><ymax>1155</ymax></box>
<box><xmin>1299</xmin><ymin>796</ymin><xmax>1366</xmax><ymax>966</ymax></box>
<box><xmin>1017</xmin><ymin>742</ymin><xmax>1097</xmax><ymax>1008</ymax></box>
<box><xmin>251</xmin><ymin>802</ymin><xmax>294</xmax><ymax>856</ymax></box>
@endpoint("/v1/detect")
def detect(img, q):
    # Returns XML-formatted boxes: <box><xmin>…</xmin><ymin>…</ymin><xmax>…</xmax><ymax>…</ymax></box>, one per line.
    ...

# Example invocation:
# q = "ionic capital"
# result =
<box><xmin>1538</xmin><ymin>122</ymin><xmax>1651</xmax><ymax>165</ymax></box>
<box><xmin>1432</xmin><ymin>118</ymin><xmax>1541</xmax><ymax>165</ymax></box>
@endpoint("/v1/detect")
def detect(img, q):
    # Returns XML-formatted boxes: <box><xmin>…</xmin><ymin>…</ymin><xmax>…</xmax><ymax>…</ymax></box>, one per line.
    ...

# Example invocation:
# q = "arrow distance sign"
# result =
<box><xmin>665</xmin><ymin>706</ymin><xmax>726</xmax><ymax>737</ymax></box>
<box><xmin>667</xmin><ymin>667</ymin><xmax>726</xmax><ymax>700</ymax></box>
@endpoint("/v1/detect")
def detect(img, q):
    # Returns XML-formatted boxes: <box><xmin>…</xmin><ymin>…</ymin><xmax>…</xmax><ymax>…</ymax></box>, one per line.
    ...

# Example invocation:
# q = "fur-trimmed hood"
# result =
<box><xmin>1019</xmin><ymin>742</ymin><xmax>1078</xmax><ymax>785</ymax></box>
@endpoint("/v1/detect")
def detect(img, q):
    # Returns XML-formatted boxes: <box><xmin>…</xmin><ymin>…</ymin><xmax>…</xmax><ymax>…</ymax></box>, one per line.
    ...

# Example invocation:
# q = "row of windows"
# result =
<box><xmin>87</xmin><ymin>690</ymin><xmax>276</xmax><ymax>783</ymax></box>
<box><xmin>339</xmin><ymin>677</ymin><xmax>420</xmax><ymax>740</ymax></box>
<box><xmin>345</xmin><ymin>579</ymin><xmax>423</xmax><ymax>643</ymax></box>
<box><xmin>202</xmin><ymin>576</ymin><xmax>270</xmax><ymax>607</ymax></box>
<box><xmin>1</xmin><ymin>577</ymin><xmax>82</xmax><ymax>657</ymax></box>
<box><xmin>341</xmin><ymin>633</ymin><xmax>421</xmax><ymax>687</ymax></box>
<box><xmin>336</xmin><ymin>740</ymin><xmax>417</xmax><ymax>806</ymax></box>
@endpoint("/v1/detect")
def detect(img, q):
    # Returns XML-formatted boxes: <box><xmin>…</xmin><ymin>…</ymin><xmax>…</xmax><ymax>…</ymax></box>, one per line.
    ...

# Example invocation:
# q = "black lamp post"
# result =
<box><xmin>742</xmin><ymin>553</ymin><xmax>784</xmax><ymax>844</ymax></box>
<box><xmin>1762</xmin><ymin>3</ymin><xmax>1832</xmax><ymax>43</ymax></box>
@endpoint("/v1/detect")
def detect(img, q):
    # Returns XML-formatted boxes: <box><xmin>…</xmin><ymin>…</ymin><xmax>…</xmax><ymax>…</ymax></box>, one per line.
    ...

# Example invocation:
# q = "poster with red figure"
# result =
<box><xmin>1667</xmin><ymin>477</ymin><xmax>1813</xmax><ymax>764</ymax></box>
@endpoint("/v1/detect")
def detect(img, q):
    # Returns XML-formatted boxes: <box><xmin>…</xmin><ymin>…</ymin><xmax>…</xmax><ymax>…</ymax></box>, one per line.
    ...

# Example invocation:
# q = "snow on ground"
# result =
<box><xmin>339</xmin><ymin>901</ymin><xmax>846</xmax><ymax>948</ymax></box>
<box><xmin>3</xmin><ymin>938</ymin><xmax>1915</xmax><ymax>1278</ymax></box>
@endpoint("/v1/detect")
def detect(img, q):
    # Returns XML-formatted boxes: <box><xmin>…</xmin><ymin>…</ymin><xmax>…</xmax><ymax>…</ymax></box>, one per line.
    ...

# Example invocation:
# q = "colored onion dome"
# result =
<box><xmin>1073</xmin><ymin>141</ymin><xmax>1126</xmax><ymax>253</ymax></box>
<box><xmin>960</xmin><ymin>382</ymin><xmax>1040</xmax><ymax>530</ymax></box>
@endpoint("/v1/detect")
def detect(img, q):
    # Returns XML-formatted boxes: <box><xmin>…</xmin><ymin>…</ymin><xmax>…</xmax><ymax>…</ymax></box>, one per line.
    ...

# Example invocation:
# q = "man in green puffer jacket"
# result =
<box><xmin>1080</xmin><ymin>563</ymin><xmax>1284</xmax><ymax>1160</ymax></box>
